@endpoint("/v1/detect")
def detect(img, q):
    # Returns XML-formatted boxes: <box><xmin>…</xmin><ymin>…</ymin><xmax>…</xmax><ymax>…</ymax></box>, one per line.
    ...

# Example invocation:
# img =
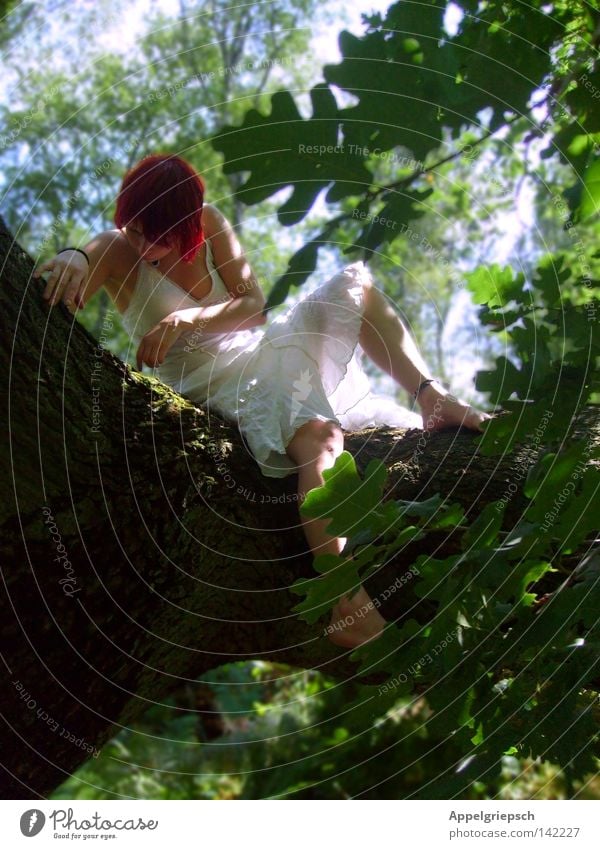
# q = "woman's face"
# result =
<box><xmin>124</xmin><ymin>219</ymin><xmax>175</xmax><ymax>262</ymax></box>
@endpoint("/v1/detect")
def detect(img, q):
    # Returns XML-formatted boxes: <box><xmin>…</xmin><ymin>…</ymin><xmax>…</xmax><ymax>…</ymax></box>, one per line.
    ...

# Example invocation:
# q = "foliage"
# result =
<box><xmin>0</xmin><ymin>0</ymin><xmax>34</xmax><ymax>49</ymax></box>
<box><xmin>212</xmin><ymin>0</ymin><xmax>600</xmax><ymax>307</ymax></box>
<box><xmin>53</xmin><ymin>249</ymin><xmax>600</xmax><ymax>800</ymax></box>
<box><xmin>289</xmin><ymin>243</ymin><xmax>600</xmax><ymax>796</ymax></box>
<box><xmin>52</xmin><ymin>657</ymin><xmax>599</xmax><ymax>800</ymax></box>
<box><xmin>0</xmin><ymin>0</ymin><xmax>326</xmax><ymax>364</ymax></box>
<box><xmin>6</xmin><ymin>0</ymin><xmax>600</xmax><ymax>799</ymax></box>
<box><xmin>211</xmin><ymin>0</ymin><xmax>600</xmax><ymax>796</ymax></box>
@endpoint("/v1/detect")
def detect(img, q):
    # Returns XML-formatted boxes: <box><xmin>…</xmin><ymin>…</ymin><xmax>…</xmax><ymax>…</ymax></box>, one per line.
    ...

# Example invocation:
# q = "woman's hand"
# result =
<box><xmin>136</xmin><ymin>311</ymin><xmax>190</xmax><ymax>370</ymax></box>
<box><xmin>34</xmin><ymin>250</ymin><xmax>89</xmax><ymax>313</ymax></box>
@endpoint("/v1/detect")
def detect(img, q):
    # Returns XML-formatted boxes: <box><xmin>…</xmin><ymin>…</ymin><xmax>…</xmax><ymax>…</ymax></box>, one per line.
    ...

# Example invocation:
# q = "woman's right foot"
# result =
<box><xmin>326</xmin><ymin>585</ymin><xmax>386</xmax><ymax>648</ymax></box>
<box><xmin>418</xmin><ymin>381</ymin><xmax>491</xmax><ymax>433</ymax></box>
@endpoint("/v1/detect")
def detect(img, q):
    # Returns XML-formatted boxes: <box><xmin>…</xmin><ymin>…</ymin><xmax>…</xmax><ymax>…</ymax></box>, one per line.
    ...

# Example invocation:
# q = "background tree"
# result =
<box><xmin>0</xmin><ymin>0</ymin><xmax>330</xmax><ymax>360</ymax></box>
<box><xmin>1</xmin><ymin>0</ymin><xmax>599</xmax><ymax>800</ymax></box>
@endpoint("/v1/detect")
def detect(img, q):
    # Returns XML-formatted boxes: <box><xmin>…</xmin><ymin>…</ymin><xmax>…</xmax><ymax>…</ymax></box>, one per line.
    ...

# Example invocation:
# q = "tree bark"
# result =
<box><xmin>1</xmin><ymin>218</ymin><xmax>597</xmax><ymax>799</ymax></box>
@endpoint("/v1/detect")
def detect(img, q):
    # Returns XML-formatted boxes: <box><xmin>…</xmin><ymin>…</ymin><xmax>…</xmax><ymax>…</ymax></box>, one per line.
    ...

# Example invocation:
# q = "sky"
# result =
<box><xmin>92</xmin><ymin>0</ymin><xmax>463</xmax><ymax>58</ymax></box>
<box><xmin>94</xmin><ymin>0</ymin><xmax>395</xmax><ymax>61</ymax></box>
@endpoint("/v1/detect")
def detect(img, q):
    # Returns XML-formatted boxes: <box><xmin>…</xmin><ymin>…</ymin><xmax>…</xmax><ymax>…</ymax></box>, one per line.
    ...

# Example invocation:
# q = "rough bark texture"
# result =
<box><xmin>1</xmin><ymin>218</ymin><xmax>598</xmax><ymax>799</ymax></box>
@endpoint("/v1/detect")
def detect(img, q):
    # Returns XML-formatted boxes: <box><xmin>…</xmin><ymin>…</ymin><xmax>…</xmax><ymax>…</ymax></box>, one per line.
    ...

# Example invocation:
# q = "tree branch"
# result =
<box><xmin>1</xmin><ymin>217</ymin><xmax>597</xmax><ymax>798</ymax></box>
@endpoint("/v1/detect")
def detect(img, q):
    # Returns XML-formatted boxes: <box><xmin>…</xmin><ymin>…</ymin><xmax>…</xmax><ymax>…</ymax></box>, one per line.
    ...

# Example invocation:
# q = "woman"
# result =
<box><xmin>34</xmin><ymin>153</ymin><xmax>489</xmax><ymax>649</ymax></box>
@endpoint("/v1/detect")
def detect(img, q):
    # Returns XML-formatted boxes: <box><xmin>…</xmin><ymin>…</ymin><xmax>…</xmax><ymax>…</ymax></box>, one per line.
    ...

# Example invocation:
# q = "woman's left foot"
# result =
<box><xmin>326</xmin><ymin>586</ymin><xmax>386</xmax><ymax>649</ymax></box>
<box><xmin>418</xmin><ymin>381</ymin><xmax>492</xmax><ymax>433</ymax></box>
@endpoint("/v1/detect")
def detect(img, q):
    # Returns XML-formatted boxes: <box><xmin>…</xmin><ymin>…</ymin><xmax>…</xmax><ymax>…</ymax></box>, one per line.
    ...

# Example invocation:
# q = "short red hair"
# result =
<box><xmin>114</xmin><ymin>153</ymin><xmax>206</xmax><ymax>263</ymax></box>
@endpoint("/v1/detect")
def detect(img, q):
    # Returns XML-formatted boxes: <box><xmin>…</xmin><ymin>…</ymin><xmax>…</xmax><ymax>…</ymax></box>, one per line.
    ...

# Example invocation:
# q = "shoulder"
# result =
<box><xmin>98</xmin><ymin>228</ymin><xmax>139</xmax><ymax>286</ymax></box>
<box><xmin>198</xmin><ymin>205</ymin><xmax>263</xmax><ymax>307</ymax></box>
<box><xmin>105</xmin><ymin>228</ymin><xmax>138</xmax><ymax>268</ymax></box>
<box><xmin>97</xmin><ymin>227</ymin><xmax>132</xmax><ymax>256</ymax></box>
<box><xmin>201</xmin><ymin>203</ymin><xmax>233</xmax><ymax>239</ymax></box>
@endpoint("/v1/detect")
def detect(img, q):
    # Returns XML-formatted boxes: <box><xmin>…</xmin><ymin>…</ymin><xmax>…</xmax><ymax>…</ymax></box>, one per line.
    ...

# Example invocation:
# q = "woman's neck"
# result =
<box><xmin>147</xmin><ymin>248</ymin><xmax>182</xmax><ymax>271</ymax></box>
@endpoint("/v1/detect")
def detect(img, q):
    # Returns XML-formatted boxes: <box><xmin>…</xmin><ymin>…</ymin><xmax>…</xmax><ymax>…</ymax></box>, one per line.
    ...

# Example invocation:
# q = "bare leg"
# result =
<box><xmin>359</xmin><ymin>281</ymin><xmax>491</xmax><ymax>431</ymax></box>
<box><xmin>285</xmin><ymin>281</ymin><xmax>489</xmax><ymax>650</ymax></box>
<box><xmin>286</xmin><ymin>420</ymin><xmax>385</xmax><ymax>648</ymax></box>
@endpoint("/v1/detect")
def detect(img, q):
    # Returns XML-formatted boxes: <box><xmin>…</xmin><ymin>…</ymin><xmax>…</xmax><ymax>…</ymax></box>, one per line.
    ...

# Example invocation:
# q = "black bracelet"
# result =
<box><xmin>57</xmin><ymin>247</ymin><xmax>90</xmax><ymax>265</ymax></box>
<box><xmin>413</xmin><ymin>378</ymin><xmax>443</xmax><ymax>399</ymax></box>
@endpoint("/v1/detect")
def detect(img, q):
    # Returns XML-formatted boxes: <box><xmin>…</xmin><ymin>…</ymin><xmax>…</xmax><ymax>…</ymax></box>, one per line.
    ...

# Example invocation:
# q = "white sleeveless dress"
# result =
<box><xmin>121</xmin><ymin>238</ymin><xmax>422</xmax><ymax>478</ymax></box>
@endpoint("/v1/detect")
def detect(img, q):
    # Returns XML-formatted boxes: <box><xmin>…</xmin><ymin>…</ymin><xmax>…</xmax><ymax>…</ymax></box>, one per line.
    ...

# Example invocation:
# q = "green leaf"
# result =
<box><xmin>211</xmin><ymin>83</ymin><xmax>372</xmax><ymax>225</ymax></box>
<box><xmin>475</xmin><ymin>399</ymin><xmax>573</xmax><ymax>457</ymax></box>
<box><xmin>350</xmin><ymin>618</ymin><xmax>424</xmax><ymax>678</ymax></box>
<box><xmin>394</xmin><ymin>493</ymin><xmax>464</xmax><ymax>530</ymax></box>
<box><xmin>412</xmin><ymin>553</ymin><xmax>463</xmax><ymax>601</ymax></box>
<box><xmin>323</xmin><ymin>26</ymin><xmax>446</xmax><ymax>161</ymax></box>
<box><xmin>566</xmin><ymin>71</ymin><xmax>600</xmax><ymax>134</ymax></box>
<box><xmin>524</xmin><ymin>443</ymin><xmax>588</xmax><ymax>499</ymax></box>
<box><xmin>462</xmin><ymin>502</ymin><xmax>506</xmax><ymax>551</ymax></box>
<box><xmin>579</xmin><ymin>159</ymin><xmax>600</xmax><ymax>221</ymax></box>
<box><xmin>524</xmin><ymin>442</ymin><xmax>592</xmax><ymax>527</ymax></box>
<box><xmin>552</xmin><ymin>468</ymin><xmax>600</xmax><ymax>554</ymax></box>
<box><xmin>394</xmin><ymin>494</ymin><xmax>445</xmax><ymax>519</ymax></box>
<box><xmin>465</xmin><ymin>264</ymin><xmax>525</xmax><ymax>308</ymax></box>
<box><xmin>265</xmin><ymin>239</ymin><xmax>321</xmax><ymax>310</ymax></box>
<box><xmin>290</xmin><ymin>552</ymin><xmax>363</xmax><ymax>624</ymax></box>
<box><xmin>531</xmin><ymin>253</ymin><xmax>572</xmax><ymax>306</ymax></box>
<box><xmin>475</xmin><ymin>355</ymin><xmax>524</xmax><ymax>404</ymax></box>
<box><xmin>299</xmin><ymin>451</ymin><xmax>388</xmax><ymax>538</ymax></box>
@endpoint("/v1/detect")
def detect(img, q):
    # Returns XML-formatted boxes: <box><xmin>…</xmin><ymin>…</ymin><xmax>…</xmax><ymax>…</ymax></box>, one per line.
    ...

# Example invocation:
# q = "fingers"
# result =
<box><xmin>39</xmin><ymin>262</ymin><xmax>71</xmax><ymax>304</ymax></box>
<box><xmin>136</xmin><ymin>347</ymin><xmax>157</xmax><ymax>370</ymax></box>
<box><xmin>136</xmin><ymin>343</ymin><xmax>159</xmax><ymax>370</ymax></box>
<box><xmin>40</xmin><ymin>265</ymin><xmax>62</xmax><ymax>301</ymax></box>
<box><xmin>63</xmin><ymin>279</ymin><xmax>84</xmax><ymax>311</ymax></box>
<box><xmin>33</xmin><ymin>260</ymin><xmax>54</xmax><ymax>277</ymax></box>
<box><xmin>36</xmin><ymin>257</ymin><xmax>88</xmax><ymax>309</ymax></box>
<box><xmin>136</xmin><ymin>341</ymin><xmax>165</xmax><ymax>370</ymax></box>
<box><xmin>44</xmin><ymin>271</ymin><xmax>86</xmax><ymax>308</ymax></box>
<box><xmin>136</xmin><ymin>323</ymin><xmax>177</xmax><ymax>370</ymax></box>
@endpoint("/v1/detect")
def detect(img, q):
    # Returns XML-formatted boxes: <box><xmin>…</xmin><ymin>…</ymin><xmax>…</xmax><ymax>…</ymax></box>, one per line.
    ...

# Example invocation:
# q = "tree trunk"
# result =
<box><xmin>1</xmin><ymin>218</ymin><xmax>597</xmax><ymax>799</ymax></box>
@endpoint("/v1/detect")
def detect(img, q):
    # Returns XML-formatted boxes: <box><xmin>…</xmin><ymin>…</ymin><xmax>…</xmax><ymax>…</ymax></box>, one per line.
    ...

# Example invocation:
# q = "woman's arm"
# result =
<box><xmin>177</xmin><ymin>204</ymin><xmax>267</xmax><ymax>334</ymax></box>
<box><xmin>136</xmin><ymin>207</ymin><xmax>268</xmax><ymax>368</ymax></box>
<box><xmin>34</xmin><ymin>230</ymin><xmax>122</xmax><ymax>311</ymax></box>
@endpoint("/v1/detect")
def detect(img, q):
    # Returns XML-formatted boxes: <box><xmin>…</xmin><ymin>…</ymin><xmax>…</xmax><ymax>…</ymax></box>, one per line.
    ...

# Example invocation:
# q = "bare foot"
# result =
<box><xmin>325</xmin><ymin>585</ymin><xmax>386</xmax><ymax>649</ymax></box>
<box><xmin>418</xmin><ymin>381</ymin><xmax>492</xmax><ymax>433</ymax></box>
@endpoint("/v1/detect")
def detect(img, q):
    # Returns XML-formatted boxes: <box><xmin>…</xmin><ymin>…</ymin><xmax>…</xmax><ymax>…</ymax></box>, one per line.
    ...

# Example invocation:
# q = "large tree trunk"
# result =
<box><xmin>1</xmin><ymin>219</ymin><xmax>597</xmax><ymax>799</ymax></box>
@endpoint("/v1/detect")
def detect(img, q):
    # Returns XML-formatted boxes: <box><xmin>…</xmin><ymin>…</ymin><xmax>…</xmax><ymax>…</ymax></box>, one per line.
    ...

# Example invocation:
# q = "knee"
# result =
<box><xmin>286</xmin><ymin>419</ymin><xmax>344</xmax><ymax>468</ymax></box>
<box><xmin>361</xmin><ymin>273</ymin><xmax>374</xmax><ymax>293</ymax></box>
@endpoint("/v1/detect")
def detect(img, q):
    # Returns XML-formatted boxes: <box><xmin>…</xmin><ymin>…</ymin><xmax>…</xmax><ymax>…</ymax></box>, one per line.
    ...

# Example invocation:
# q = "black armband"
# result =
<box><xmin>56</xmin><ymin>247</ymin><xmax>90</xmax><ymax>265</ymax></box>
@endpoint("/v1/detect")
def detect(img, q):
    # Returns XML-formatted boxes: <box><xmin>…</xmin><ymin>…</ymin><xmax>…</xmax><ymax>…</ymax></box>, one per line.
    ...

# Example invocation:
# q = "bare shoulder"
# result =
<box><xmin>93</xmin><ymin>229</ymin><xmax>136</xmax><ymax>307</ymax></box>
<box><xmin>102</xmin><ymin>228</ymin><xmax>138</xmax><ymax>279</ymax></box>
<box><xmin>97</xmin><ymin>229</ymin><xmax>139</xmax><ymax>307</ymax></box>
<box><xmin>201</xmin><ymin>204</ymin><xmax>245</xmax><ymax>258</ymax></box>
<box><xmin>201</xmin><ymin>203</ymin><xmax>232</xmax><ymax>237</ymax></box>
<box><xmin>199</xmin><ymin>204</ymin><xmax>265</xmax><ymax>309</ymax></box>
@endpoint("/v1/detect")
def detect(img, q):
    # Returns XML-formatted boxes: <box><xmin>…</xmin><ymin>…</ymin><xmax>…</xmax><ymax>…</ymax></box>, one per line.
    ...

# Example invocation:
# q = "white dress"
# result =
<box><xmin>121</xmin><ymin>237</ymin><xmax>422</xmax><ymax>478</ymax></box>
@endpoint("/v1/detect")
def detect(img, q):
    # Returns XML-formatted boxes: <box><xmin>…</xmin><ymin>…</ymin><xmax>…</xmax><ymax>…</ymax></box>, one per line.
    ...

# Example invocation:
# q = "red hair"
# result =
<box><xmin>114</xmin><ymin>154</ymin><xmax>206</xmax><ymax>263</ymax></box>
